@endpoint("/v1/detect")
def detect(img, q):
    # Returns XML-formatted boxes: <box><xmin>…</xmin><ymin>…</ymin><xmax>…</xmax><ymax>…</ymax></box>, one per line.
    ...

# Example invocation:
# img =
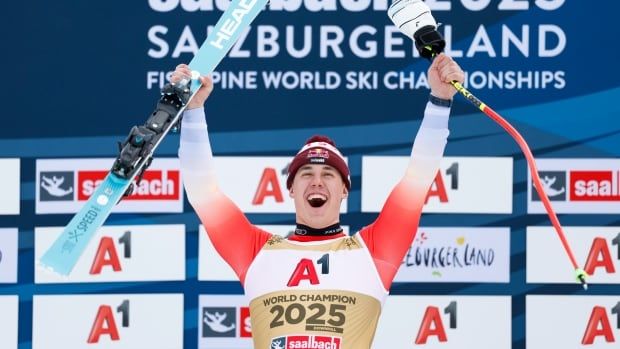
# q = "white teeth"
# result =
<box><xmin>307</xmin><ymin>194</ymin><xmax>327</xmax><ymax>201</ymax></box>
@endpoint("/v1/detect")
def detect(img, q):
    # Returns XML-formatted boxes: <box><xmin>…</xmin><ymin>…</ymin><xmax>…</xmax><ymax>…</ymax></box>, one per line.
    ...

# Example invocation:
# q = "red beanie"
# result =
<box><xmin>286</xmin><ymin>135</ymin><xmax>351</xmax><ymax>190</ymax></box>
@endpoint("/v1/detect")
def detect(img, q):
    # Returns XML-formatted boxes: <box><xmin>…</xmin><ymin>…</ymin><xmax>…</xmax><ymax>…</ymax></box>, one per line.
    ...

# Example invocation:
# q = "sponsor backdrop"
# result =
<box><xmin>2</xmin><ymin>1</ymin><xmax>620</xmax><ymax>348</ymax></box>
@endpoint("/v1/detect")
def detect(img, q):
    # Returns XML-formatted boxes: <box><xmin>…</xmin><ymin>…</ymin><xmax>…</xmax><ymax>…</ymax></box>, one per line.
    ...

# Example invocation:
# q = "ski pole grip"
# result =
<box><xmin>413</xmin><ymin>25</ymin><xmax>446</xmax><ymax>60</ymax></box>
<box><xmin>387</xmin><ymin>0</ymin><xmax>446</xmax><ymax>60</ymax></box>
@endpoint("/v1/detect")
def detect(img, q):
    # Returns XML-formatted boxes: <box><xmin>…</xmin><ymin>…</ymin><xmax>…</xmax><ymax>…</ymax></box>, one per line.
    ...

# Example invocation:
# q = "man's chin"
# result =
<box><xmin>307</xmin><ymin>205</ymin><xmax>327</xmax><ymax>215</ymax></box>
<box><xmin>302</xmin><ymin>203</ymin><xmax>329</xmax><ymax>217</ymax></box>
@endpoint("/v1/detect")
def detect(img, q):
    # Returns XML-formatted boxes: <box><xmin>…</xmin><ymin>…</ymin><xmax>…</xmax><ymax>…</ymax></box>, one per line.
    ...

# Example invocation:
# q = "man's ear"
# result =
<box><xmin>289</xmin><ymin>187</ymin><xmax>294</xmax><ymax>198</ymax></box>
<box><xmin>342</xmin><ymin>186</ymin><xmax>348</xmax><ymax>198</ymax></box>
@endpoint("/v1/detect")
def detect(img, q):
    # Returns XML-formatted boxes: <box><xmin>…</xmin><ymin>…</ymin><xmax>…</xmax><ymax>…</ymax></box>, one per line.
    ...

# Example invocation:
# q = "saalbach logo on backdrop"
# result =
<box><xmin>529</xmin><ymin>159</ymin><xmax>620</xmax><ymax>213</ymax></box>
<box><xmin>201</xmin><ymin>306</ymin><xmax>252</xmax><ymax>338</ymax></box>
<box><xmin>36</xmin><ymin>158</ymin><xmax>183</xmax><ymax>213</ymax></box>
<box><xmin>199</xmin><ymin>295</ymin><xmax>253</xmax><ymax>348</ymax></box>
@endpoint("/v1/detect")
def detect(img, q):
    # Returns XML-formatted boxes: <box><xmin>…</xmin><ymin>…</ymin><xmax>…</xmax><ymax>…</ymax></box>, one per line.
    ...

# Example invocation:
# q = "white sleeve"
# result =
<box><xmin>405</xmin><ymin>102</ymin><xmax>450</xmax><ymax>184</ymax></box>
<box><xmin>178</xmin><ymin>107</ymin><xmax>219</xmax><ymax>206</ymax></box>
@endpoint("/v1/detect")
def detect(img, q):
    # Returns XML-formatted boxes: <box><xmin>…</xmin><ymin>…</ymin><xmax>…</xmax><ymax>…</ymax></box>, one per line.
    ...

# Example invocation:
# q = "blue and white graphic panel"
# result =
<box><xmin>394</xmin><ymin>227</ymin><xmax>510</xmax><ymax>283</ymax></box>
<box><xmin>0</xmin><ymin>228</ymin><xmax>18</xmax><ymax>283</ymax></box>
<box><xmin>198</xmin><ymin>294</ymin><xmax>252</xmax><ymax>349</ymax></box>
<box><xmin>32</xmin><ymin>294</ymin><xmax>184</xmax><ymax>349</ymax></box>
<box><xmin>527</xmin><ymin>296</ymin><xmax>620</xmax><ymax>348</ymax></box>
<box><xmin>0</xmin><ymin>159</ymin><xmax>19</xmax><ymax>215</ymax></box>
<box><xmin>527</xmin><ymin>226</ymin><xmax>620</xmax><ymax>284</ymax></box>
<box><xmin>374</xmin><ymin>296</ymin><xmax>511</xmax><ymax>348</ymax></box>
<box><xmin>0</xmin><ymin>295</ymin><xmax>18</xmax><ymax>349</ymax></box>
<box><xmin>35</xmin><ymin>225</ymin><xmax>185</xmax><ymax>283</ymax></box>
<box><xmin>362</xmin><ymin>157</ymin><xmax>513</xmax><ymax>213</ymax></box>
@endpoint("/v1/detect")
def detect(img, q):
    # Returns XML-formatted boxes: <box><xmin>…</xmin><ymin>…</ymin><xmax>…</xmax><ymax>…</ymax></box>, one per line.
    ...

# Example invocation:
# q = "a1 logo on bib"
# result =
<box><xmin>287</xmin><ymin>254</ymin><xmax>330</xmax><ymax>287</ymax></box>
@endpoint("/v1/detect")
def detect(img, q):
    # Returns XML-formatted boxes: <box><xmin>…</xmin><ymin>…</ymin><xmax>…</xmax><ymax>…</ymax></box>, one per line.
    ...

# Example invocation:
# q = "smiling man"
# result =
<box><xmin>286</xmin><ymin>137</ymin><xmax>351</xmax><ymax>235</ymax></box>
<box><xmin>176</xmin><ymin>53</ymin><xmax>463</xmax><ymax>348</ymax></box>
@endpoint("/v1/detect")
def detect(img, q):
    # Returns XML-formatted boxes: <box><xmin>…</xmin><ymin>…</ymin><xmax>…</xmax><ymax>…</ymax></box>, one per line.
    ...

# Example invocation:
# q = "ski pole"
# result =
<box><xmin>447</xmin><ymin>76</ymin><xmax>588</xmax><ymax>289</ymax></box>
<box><xmin>387</xmin><ymin>0</ymin><xmax>588</xmax><ymax>289</ymax></box>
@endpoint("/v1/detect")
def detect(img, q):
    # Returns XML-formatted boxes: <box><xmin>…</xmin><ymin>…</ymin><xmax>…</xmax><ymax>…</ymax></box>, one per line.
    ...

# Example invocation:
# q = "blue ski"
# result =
<box><xmin>38</xmin><ymin>0</ymin><xmax>270</xmax><ymax>276</ymax></box>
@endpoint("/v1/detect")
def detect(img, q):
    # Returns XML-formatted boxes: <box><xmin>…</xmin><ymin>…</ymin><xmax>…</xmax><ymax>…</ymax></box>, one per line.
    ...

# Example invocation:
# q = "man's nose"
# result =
<box><xmin>310</xmin><ymin>174</ymin><xmax>323</xmax><ymax>186</ymax></box>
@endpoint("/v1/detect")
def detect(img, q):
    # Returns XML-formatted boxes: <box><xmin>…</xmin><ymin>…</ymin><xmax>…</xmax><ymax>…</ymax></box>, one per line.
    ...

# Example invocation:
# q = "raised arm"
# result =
<box><xmin>175</xmin><ymin>65</ymin><xmax>271</xmax><ymax>284</ymax></box>
<box><xmin>360</xmin><ymin>54</ymin><xmax>464</xmax><ymax>289</ymax></box>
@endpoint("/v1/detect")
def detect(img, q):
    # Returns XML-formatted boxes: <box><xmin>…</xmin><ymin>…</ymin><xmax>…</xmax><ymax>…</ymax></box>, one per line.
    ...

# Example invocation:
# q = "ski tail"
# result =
<box><xmin>37</xmin><ymin>173</ymin><xmax>129</xmax><ymax>276</ymax></box>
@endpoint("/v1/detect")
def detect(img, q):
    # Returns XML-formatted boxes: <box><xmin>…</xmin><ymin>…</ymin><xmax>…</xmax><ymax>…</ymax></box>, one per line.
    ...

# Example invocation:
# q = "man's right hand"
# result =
<box><xmin>170</xmin><ymin>64</ymin><xmax>214</xmax><ymax>110</ymax></box>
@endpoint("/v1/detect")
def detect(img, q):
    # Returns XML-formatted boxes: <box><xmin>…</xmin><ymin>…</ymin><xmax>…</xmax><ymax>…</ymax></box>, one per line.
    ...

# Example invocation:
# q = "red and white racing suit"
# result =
<box><xmin>179</xmin><ymin>102</ymin><xmax>450</xmax><ymax>349</ymax></box>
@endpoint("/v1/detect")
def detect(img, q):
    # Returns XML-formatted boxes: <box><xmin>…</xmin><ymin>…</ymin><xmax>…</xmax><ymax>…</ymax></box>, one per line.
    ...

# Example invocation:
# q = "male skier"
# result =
<box><xmin>176</xmin><ymin>53</ymin><xmax>464</xmax><ymax>348</ymax></box>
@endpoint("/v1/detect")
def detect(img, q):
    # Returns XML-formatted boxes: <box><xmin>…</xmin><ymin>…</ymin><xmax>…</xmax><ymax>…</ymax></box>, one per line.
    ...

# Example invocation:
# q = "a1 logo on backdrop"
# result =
<box><xmin>87</xmin><ymin>300</ymin><xmax>130</xmax><ymax>344</ymax></box>
<box><xmin>33</xmin><ymin>294</ymin><xmax>183</xmax><ymax>349</ymax></box>
<box><xmin>362</xmin><ymin>157</ymin><xmax>513</xmax><ymax>214</ymax></box>
<box><xmin>252</xmin><ymin>166</ymin><xmax>288</xmax><ymax>206</ymax></box>
<box><xmin>415</xmin><ymin>301</ymin><xmax>458</xmax><ymax>344</ymax></box>
<box><xmin>582</xmin><ymin>301</ymin><xmax>620</xmax><ymax>345</ymax></box>
<box><xmin>527</xmin><ymin>227</ymin><xmax>620</xmax><ymax>284</ymax></box>
<box><xmin>374</xmin><ymin>296</ymin><xmax>510</xmax><ymax>348</ymax></box>
<box><xmin>35</xmin><ymin>225</ymin><xmax>185</xmax><ymax>283</ymax></box>
<box><xmin>425</xmin><ymin>162</ymin><xmax>460</xmax><ymax>205</ymax></box>
<box><xmin>89</xmin><ymin>231</ymin><xmax>131</xmax><ymax>275</ymax></box>
<box><xmin>215</xmin><ymin>157</ymin><xmax>348</xmax><ymax>213</ymax></box>
<box><xmin>215</xmin><ymin>156</ymin><xmax>347</xmax><ymax>213</ymax></box>
<box><xmin>583</xmin><ymin>233</ymin><xmax>619</xmax><ymax>278</ymax></box>
<box><xmin>215</xmin><ymin>157</ymin><xmax>295</xmax><ymax>213</ymax></box>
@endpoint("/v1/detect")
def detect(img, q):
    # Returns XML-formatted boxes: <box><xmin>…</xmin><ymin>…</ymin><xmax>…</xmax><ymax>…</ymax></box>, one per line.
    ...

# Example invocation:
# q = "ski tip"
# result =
<box><xmin>35</xmin><ymin>260</ymin><xmax>70</xmax><ymax>280</ymax></box>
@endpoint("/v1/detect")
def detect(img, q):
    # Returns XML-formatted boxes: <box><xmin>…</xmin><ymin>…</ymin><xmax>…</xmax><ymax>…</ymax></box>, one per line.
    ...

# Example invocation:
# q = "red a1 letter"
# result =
<box><xmin>90</xmin><ymin>237</ymin><xmax>122</xmax><ymax>275</ymax></box>
<box><xmin>252</xmin><ymin>168</ymin><xmax>284</xmax><ymax>205</ymax></box>
<box><xmin>87</xmin><ymin>305</ymin><xmax>120</xmax><ymax>343</ymax></box>
<box><xmin>584</xmin><ymin>238</ymin><xmax>616</xmax><ymax>276</ymax></box>
<box><xmin>425</xmin><ymin>172</ymin><xmax>449</xmax><ymax>204</ymax></box>
<box><xmin>582</xmin><ymin>306</ymin><xmax>615</xmax><ymax>345</ymax></box>
<box><xmin>415</xmin><ymin>306</ymin><xmax>448</xmax><ymax>344</ymax></box>
<box><xmin>287</xmin><ymin>259</ymin><xmax>319</xmax><ymax>287</ymax></box>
